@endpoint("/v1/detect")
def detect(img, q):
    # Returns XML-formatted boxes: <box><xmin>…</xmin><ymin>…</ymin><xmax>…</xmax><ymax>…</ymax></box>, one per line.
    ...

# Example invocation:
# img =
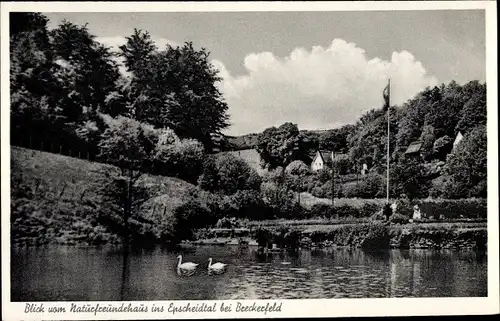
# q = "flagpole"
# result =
<box><xmin>386</xmin><ymin>78</ymin><xmax>391</xmax><ymax>204</ymax></box>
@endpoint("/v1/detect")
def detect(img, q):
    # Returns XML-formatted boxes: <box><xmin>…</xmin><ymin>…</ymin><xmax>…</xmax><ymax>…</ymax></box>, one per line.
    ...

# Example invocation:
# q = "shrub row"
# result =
<box><xmin>415</xmin><ymin>198</ymin><xmax>487</xmax><ymax>219</ymax></box>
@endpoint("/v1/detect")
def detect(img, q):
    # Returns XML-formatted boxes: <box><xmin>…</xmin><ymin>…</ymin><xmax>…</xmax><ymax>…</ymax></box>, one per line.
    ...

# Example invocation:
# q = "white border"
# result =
<box><xmin>1</xmin><ymin>1</ymin><xmax>499</xmax><ymax>320</ymax></box>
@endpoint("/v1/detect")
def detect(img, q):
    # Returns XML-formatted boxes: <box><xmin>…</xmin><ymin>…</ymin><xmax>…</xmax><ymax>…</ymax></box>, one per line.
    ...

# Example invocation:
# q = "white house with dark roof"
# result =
<box><xmin>311</xmin><ymin>150</ymin><xmax>334</xmax><ymax>172</ymax></box>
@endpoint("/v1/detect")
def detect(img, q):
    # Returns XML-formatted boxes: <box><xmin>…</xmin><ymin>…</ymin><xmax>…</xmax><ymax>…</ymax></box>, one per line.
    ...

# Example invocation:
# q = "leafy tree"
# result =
<box><xmin>260</xmin><ymin>181</ymin><xmax>297</xmax><ymax>218</ymax></box>
<box><xmin>198</xmin><ymin>153</ymin><xmax>262</xmax><ymax>195</ymax></box>
<box><xmin>173</xmin><ymin>198</ymin><xmax>214</xmax><ymax>241</ymax></box>
<box><xmin>319</xmin><ymin>125</ymin><xmax>354</xmax><ymax>152</ymax></box>
<box><xmin>10</xmin><ymin>13</ymin><xmax>57</xmax><ymax>145</ymax></box>
<box><xmin>283</xmin><ymin>160</ymin><xmax>310</xmax><ymax>193</ymax></box>
<box><xmin>300</xmin><ymin>131</ymin><xmax>320</xmax><ymax>155</ymax></box>
<box><xmin>153</xmin><ymin>129</ymin><xmax>205</xmax><ymax>184</ymax></box>
<box><xmin>156</xmin><ymin>42</ymin><xmax>229</xmax><ymax>150</ymax></box>
<box><xmin>442</xmin><ymin>125</ymin><xmax>487</xmax><ymax>198</ymax></box>
<box><xmin>256</xmin><ymin>122</ymin><xmax>308</xmax><ymax>170</ymax></box>
<box><xmin>119</xmin><ymin>28</ymin><xmax>157</xmax><ymax>78</ymax></box>
<box><xmin>118</xmin><ymin>35</ymin><xmax>229</xmax><ymax>151</ymax></box>
<box><xmin>10</xmin><ymin>12</ymin><xmax>50</xmax><ymax>37</ymax></box>
<box><xmin>332</xmin><ymin>154</ymin><xmax>353</xmax><ymax>175</ymax></box>
<box><xmin>220</xmin><ymin>190</ymin><xmax>268</xmax><ymax>220</ymax></box>
<box><xmin>419</xmin><ymin>125</ymin><xmax>436</xmax><ymax>161</ymax></box>
<box><xmin>433</xmin><ymin>135</ymin><xmax>453</xmax><ymax>161</ymax></box>
<box><xmin>347</xmin><ymin>108</ymin><xmax>397</xmax><ymax>170</ymax></box>
<box><xmin>198</xmin><ymin>156</ymin><xmax>220</xmax><ymax>192</ymax></box>
<box><xmin>285</xmin><ymin>160</ymin><xmax>311</xmax><ymax>177</ymax></box>
<box><xmin>50</xmin><ymin>20</ymin><xmax>120</xmax><ymax>119</ymax></box>
<box><xmin>390</xmin><ymin>156</ymin><xmax>431</xmax><ymax>200</ymax></box>
<box><xmin>96</xmin><ymin>116</ymin><xmax>159</xmax><ymax>246</ymax></box>
<box><xmin>456</xmin><ymin>84</ymin><xmax>487</xmax><ymax>134</ymax></box>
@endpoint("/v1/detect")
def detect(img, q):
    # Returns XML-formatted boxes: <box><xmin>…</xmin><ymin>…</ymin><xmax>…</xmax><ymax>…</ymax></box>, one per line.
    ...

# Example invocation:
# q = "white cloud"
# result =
<box><xmin>213</xmin><ymin>39</ymin><xmax>438</xmax><ymax>136</ymax></box>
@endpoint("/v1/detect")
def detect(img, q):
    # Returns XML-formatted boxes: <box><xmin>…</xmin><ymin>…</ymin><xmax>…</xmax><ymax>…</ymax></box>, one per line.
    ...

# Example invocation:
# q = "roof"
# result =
<box><xmin>405</xmin><ymin>141</ymin><xmax>423</xmax><ymax>154</ymax></box>
<box><xmin>454</xmin><ymin>132</ymin><xmax>464</xmax><ymax>143</ymax></box>
<box><xmin>314</xmin><ymin>150</ymin><xmax>333</xmax><ymax>164</ymax></box>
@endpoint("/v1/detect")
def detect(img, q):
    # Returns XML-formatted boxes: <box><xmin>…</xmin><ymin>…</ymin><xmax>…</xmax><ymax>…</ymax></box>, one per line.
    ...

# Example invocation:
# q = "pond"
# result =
<box><xmin>11</xmin><ymin>245</ymin><xmax>487</xmax><ymax>301</ymax></box>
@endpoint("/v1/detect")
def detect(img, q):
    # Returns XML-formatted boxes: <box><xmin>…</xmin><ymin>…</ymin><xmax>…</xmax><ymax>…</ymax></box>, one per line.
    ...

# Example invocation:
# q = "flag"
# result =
<box><xmin>382</xmin><ymin>81</ymin><xmax>390</xmax><ymax>111</ymax></box>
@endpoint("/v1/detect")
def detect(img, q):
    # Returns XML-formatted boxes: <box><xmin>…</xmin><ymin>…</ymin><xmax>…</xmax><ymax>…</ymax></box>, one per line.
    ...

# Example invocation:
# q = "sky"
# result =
<box><xmin>44</xmin><ymin>10</ymin><xmax>486</xmax><ymax>136</ymax></box>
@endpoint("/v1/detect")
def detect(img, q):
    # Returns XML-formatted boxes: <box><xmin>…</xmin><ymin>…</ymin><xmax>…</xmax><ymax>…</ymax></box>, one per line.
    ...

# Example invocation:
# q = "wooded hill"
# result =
<box><xmin>223</xmin><ymin>80</ymin><xmax>487</xmax><ymax>200</ymax></box>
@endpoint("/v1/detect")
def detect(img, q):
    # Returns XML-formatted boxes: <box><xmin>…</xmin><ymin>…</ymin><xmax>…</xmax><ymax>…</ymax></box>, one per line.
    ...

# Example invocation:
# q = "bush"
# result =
<box><xmin>370</xmin><ymin>211</ymin><xmax>386</xmax><ymax>221</ymax></box>
<box><xmin>173</xmin><ymin>199</ymin><xmax>215</xmax><ymax>241</ymax></box>
<box><xmin>417</xmin><ymin>198</ymin><xmax>486</xmax><ymax>220</ymax></box>
<box><xmin>389</xmin><ymin>213</ymin><xmax>410</xmax><ymax>224</ymax></box>
<box><xmin>359</xmin><ymin>203</ymin><xmax>383</xmax><ymax>218</ymax></box>
<box><xmin>153</xmin><ymin>129</ymin><xmax>205</xmax><ymax>184</ymax></box>
<box><xmin>285</xmin><ymin>160</ymin><xmax>311</xmax><ymax>177</ymax></box>
<box><xmin>315</xmin><ymin>168</ymin><xmax>332</xmax><ymax>184</ymax></box>
<box><xmin>357</xmin><ymin>173</ymin><xmax>384</xmax><ymax>198</ymax></box>
<box><xmin>309</xmin><ymin>203</ymin><xmax>334</xmax><ymax>218</ymax></box>
<box><xmin>260</xmin><ymin>181</ymin><xmax>297</xmax><ymax>218</ymax></box>
<box><xmin>215</xmin><ymin>217</ymin><xmax>242</xmax><ymax>229</ymax></box>
<box><xmin>220</xmin><ymin>190</ymin><xmax>270</xmax><ymax>220</ymax></box>
<box><xmin>199</xmin><ymin>153</ymin><xmax>262</xmax><ymax>195</ymax></box>
<box><xmin>332</xmin><ymin>155</ymin><xmax>353</xmax><ymax>175</ymax></box>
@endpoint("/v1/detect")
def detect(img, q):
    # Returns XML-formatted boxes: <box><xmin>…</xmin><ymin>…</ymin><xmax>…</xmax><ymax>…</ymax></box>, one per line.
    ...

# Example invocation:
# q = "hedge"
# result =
<box><xmin>302</xmin><ymin>198</ymin><xmax>486</xmax><ymax>220</ymax></box>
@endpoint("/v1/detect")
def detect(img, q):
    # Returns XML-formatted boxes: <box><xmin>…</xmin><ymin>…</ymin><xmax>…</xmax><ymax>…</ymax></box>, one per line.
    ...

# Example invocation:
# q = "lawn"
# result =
<box><xmin>10</xmin><ymin>146</ymin><xmax>199</xmax><ymax>246</ymax></box>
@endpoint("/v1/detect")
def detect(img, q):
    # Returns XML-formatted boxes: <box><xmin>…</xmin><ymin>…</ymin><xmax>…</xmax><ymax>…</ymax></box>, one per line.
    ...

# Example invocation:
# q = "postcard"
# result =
<box><xmin>1</xmin><ymin>1</ymin><xmax>498</xmax><ymax>320</ymax></box>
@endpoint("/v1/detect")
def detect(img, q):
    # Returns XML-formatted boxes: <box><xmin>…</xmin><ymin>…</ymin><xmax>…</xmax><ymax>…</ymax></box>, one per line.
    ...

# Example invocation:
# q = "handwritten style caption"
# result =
<box><xmin>25</xmin><ymin>301</ymin><xmax>283</xmax><ymax>316</ymax></box>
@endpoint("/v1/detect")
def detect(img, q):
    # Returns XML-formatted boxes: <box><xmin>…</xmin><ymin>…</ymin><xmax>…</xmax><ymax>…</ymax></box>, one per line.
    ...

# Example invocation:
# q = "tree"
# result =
<box><xmin>119</xmin><ymin>29</ymin><xmax>157</xmax><ymax>77</ymax></box>
<box><xmin>260</xmin><ymin>181</ymin><xmax>297</xmax><ymax>219</ymax></box>
<box><xmin>456</xmin><ymin>85</ymin><xmax>487</xmax><ymax>134</ymax></box>
<box><xmin>319</xmin><ymin>125</ymin><xmax>354</xmax><ymax>152</ymax></box>
<box><xmin>153</xmin><ymin>128</ymin><xmax>205</xmax><ymax>184</ymax></box>
<box><xmin>220</xmin><ymin>190</ymin><xmax>268</xmax><ymax>220</ymax></box>
<box><xmin>198</xmin><ymin>156</ymin><xmax>220</xmax><ymax>192</ymax></box>
<box><xmin>51</xmin><ymin>20</ymin><xmax>120</xmax><ymax>119</ymax></box>
<box><xmin>10</xmin><ymin>13</ymin><xmax>57</xmax><ymax>145</ymax></box>
<box><xmin>419</xmin><ymin>125</ymin><xmax>436</xmax><ymax>161</ymax></box>
<box><xmin>256</xmin><ymin>123</ymin><xmax>308</xmax><ymax>170</ymax></box>
<box><xmin>300</xmin><ymin>131</ymin><xmax>320</xmax><ymax>155</ymax></box>
<box><xmin>198</xmin><ymin>153</ymin><xmax>261</xmax><ymax>195</ymax></box>
<box><xmin>390</xmin><ymin>156</ymin><xmax>431</xmax><ymax>200</ymax></box>
<box><xmin>96</xmin><ymin>116</ymin><xmax>159</xmax><ymax>246</ymax></box>
<box><xmin>433</xmin><ymin>135</ymin><xmax>453</xmax><ymax>161</ymax></box>
<box><xmin>118</xmin><ymin>36</ymin><xmax>229</xmax><ymax>152</ymax></box>
<box><xmin>285</xmin><ymin>160</ymin><xmax>311</xmax><ymax>177</ymax></box>
<box><xmin>284</xmin><ymin>160</ymin><xmax>310</xmax><ymax>193</ymax></box>
<box><xmin>442</xmin><ymin>125</ymin><xmax>487</xmax><ymax>198</ymax></box>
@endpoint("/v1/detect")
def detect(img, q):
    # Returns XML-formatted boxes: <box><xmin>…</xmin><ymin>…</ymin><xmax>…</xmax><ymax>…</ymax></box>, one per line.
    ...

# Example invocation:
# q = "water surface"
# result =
<box><xmin>11</xmin><ymin>245</ymin><xmax>487</xmax><ymax>301</ymax></box>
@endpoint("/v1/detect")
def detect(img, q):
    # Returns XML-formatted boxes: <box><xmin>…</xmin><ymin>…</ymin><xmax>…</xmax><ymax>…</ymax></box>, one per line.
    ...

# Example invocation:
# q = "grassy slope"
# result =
<box><xmin>10</xmin><ymin>147</ymin><xmax>197</xmax><ymax>246</ymax></box>
<box><xmin>298</xmin><ymin>192</ymin><xmax>387</xmax><ymax>209</ymax></box>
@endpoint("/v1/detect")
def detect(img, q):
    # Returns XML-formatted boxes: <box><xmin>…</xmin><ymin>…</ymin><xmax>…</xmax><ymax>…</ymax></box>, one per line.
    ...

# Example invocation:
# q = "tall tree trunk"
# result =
<box><xmin>123</xmin><ymin>167</ymin><xmax>133</xmax><ymax>251</ymax></box>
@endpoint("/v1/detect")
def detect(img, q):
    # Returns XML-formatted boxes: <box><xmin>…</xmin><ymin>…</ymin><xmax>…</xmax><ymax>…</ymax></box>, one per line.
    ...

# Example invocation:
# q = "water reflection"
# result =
<box><xmin>11</xmin><ymin>245</ymin><xmax>487</xmax><ymax>301</ymax></box>
<box><xmin>120</xmin><ymin>249</ymin><xmax>130</xmax><ymax>300</ymax></box>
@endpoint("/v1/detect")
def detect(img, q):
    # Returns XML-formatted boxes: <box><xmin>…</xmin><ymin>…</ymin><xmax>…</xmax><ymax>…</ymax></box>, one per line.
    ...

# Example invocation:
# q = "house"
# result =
<box><xmin>405</xmin><ymin>140</ymin><xmax>423</xmax><ymax>158</ymax></box>
<box><xmin>311</xmin><ymin>150</ymin><xmax>334</xmax><ymax>172</ymax></box>
<box><xmin>452</xmin><ymin>131</ymin><xmax>464</xmax><ymax>151</ymax></box>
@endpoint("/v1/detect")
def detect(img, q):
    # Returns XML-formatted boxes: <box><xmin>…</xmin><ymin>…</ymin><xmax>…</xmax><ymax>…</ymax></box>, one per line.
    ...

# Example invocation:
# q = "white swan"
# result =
<box><xmin>207</xmin><ymin>258</ymin><xmax>227</xmax><ymax>274</ymax></box>
<box><xmin>176</xmin><ymin>255</ymin><xmax>198</xmax><ymax>276</ymax></box>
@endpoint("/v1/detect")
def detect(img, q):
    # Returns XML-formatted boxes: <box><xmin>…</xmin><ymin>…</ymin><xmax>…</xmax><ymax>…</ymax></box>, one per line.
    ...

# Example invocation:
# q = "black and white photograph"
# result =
<box><xmin>1</xmin><ymin>1</ymin><xmax>498</xmax><ymax>319</ymax></box>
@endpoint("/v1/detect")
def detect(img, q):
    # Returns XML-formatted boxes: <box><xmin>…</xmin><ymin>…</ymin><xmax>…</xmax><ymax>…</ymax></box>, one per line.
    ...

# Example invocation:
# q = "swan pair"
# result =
<box><xmin>176</xmin><ymin>255</ymin><xmax>227</xmax><ymax>276</ymax></box>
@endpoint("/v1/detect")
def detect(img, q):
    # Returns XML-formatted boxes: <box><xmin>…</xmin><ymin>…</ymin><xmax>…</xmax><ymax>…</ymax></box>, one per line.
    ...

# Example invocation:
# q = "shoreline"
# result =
<box><xmin>11</xmin><ymin>221</ymin><xmax>487</xmax><ymax>251</ymax></box>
